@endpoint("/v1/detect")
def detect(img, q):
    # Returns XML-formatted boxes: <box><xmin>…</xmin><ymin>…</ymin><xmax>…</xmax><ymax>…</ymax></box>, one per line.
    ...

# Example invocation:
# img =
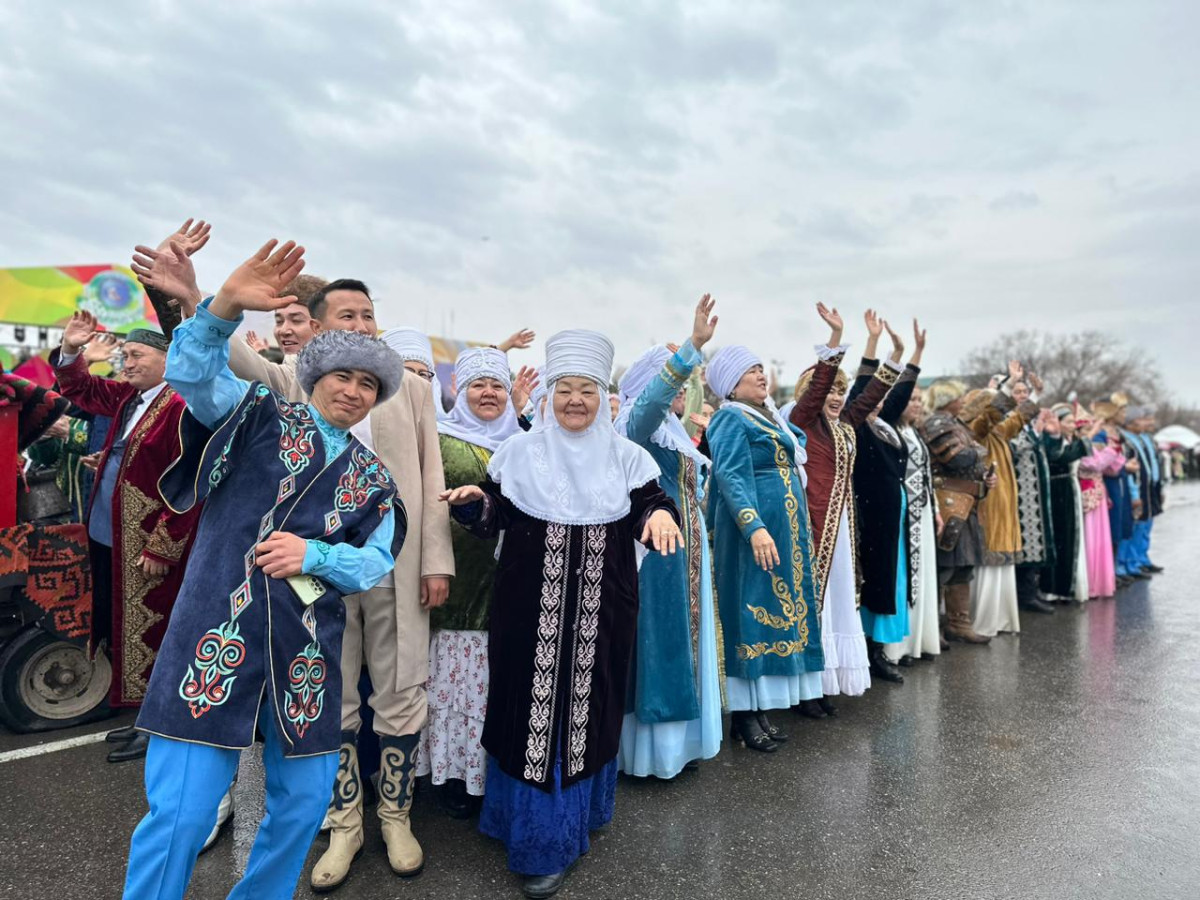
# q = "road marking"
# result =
<box><xmin>0</xmin><ymin>729</ymin><xmax>111</xmax><ymax>764</ymax></box>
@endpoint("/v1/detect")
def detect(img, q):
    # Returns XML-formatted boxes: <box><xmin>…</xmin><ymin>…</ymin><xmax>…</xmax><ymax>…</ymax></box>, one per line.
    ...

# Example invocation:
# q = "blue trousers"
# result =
<box><xmin>1132</xmin><ymin>519</ymin><xmax>1154</xmax><ymax>567</ymax></box>
<box><xmin>122</xmin><ymin>713</ymin><xmax>338</xmax><ymax>900</ymax></box>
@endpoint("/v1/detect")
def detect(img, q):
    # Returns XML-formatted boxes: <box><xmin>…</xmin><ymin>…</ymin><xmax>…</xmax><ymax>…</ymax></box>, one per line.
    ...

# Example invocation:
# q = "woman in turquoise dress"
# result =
<box><xmin>615</xmin><ymin>295</ymin><xmax>723</xmax><ymax>779</ymax></box>
<box><xmin>705</xmin><ymin>345</ymin><xmax>823</xmax><ymax>753</ymax></box>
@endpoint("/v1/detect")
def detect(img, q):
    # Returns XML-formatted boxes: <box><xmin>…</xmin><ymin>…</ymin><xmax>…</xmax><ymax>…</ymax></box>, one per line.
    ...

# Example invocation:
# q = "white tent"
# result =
<box><xmin>1155</xmin><ymin>424</ymin><xmax>1200</xmax><ymax>449</ymax></box>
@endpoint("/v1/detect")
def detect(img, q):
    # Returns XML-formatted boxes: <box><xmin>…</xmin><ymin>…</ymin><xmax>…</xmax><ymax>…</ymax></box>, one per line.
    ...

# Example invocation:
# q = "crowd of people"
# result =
<box><xmin>18</xmin><ymin>219</ymin><xmax>1174</xmax><ymax>900</ymax></box>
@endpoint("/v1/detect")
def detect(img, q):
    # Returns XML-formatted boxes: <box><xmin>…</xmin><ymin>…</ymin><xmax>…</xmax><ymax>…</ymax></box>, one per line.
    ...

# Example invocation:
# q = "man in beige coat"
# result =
<box><xmin>135</xmin><ymin>241</ymin><xmax>452</xmax><ymax>890</ymax></box>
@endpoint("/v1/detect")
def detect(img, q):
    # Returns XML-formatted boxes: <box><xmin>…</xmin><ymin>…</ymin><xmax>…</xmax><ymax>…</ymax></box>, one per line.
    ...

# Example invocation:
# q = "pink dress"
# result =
<box><xmin>1078</xmin><ymin>444</ymin><xmax>1127</xmax><ymax>598</ymax></box>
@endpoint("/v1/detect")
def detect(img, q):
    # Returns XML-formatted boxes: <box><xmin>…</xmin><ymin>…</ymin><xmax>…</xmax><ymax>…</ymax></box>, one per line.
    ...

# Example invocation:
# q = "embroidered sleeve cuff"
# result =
<box><xmin>815</xmin><ymin>342</ymin><xmax>850</xmax><ymax>363</ymax></box>
<box><xmin>660</xmin><ymin>340</ymin><xmax>703</xmax><ymax>387</ymax></box>
<box><xmin>302</xmin><ymin>540</ymin><xmax>336</xmax><ymax>575</ymax></box>
<box><xmin>875</xmin><ymin>363</ymin><xmax>900</xmax><ymax>387</ymax></box>
<box><xmin>194</xmin><ymin>299</ymin><xmax>243</xmax><ymax>345</ymax></box>
<box><xmin>736</xmin><ymin>508</ymin><xmax>765</xmax><ymax>539</ymax></box>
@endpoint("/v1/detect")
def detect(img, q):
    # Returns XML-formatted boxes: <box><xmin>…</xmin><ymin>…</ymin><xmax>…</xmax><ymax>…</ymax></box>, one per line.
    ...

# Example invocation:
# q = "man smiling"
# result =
<box><xmin>133</xmin><ymin>223</ymin><xmax>454</xmax><ymax>887</ymax></box>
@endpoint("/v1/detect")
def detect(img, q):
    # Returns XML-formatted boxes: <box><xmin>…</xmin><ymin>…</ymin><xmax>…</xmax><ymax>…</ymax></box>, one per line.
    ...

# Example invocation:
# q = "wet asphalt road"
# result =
<box><xmin>3</xmin><ymin>482</ymin><xmax>1198</xmax><ymax>900</ymax></box>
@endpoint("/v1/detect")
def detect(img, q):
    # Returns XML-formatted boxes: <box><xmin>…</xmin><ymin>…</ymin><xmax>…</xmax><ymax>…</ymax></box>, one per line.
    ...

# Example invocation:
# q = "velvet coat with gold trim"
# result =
<box><xmin>788</xmin><ymin>351</ymin><xmax>897</xmax><ymax>606</ymax></box>
<box><xmin>708</xmin><ymin>405</ymin><xmax>822</xmax><ymax>680</ymax></box>
<box><xmin>52</xmin><ymin>354</ymin><xmax>201</xmax><ymax>707</ymax></box>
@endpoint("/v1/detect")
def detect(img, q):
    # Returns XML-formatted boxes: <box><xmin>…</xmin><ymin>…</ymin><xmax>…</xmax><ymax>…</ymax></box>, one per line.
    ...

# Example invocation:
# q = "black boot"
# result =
<box><xmin>817</xmin><ymin>696</ymin><xmax>839</xmax><ymax>717</ymax></box>
<box><xmin>730</xmin><ymin>712</ymin><xmax>778</xmax><ymax>753</ymax></box>
<box><xmin>523</xmin><ymin>860</ymin><xmax>580</xmax><ymax>899</ymax></box>
<box><xmin>867</xmin><ymin>640</ymin><xmax>903</xmax><ymax>684</ymax></box>
<box><xmin>105</xmin><ymin>725</ymin><xmax>138</xmax><ymax>743</ymax></box>
<box><xmin>107</xmin><ymin>731</ymin><xmax>149</xmax><ymax>763</ymax></box>
<box><xmin>794</xmin><ymin>699</ymin><xmax>827</xmax><ymax>719</ymax></box>
<box><xmin>440</xmin><ymin>778</ymin><xmax>474</xmax><ymax>820</ymax></box>
<box><xmin>755</xmin><ymin>711</ymin><xmax>788</xmax><ymax>743</ymax></box>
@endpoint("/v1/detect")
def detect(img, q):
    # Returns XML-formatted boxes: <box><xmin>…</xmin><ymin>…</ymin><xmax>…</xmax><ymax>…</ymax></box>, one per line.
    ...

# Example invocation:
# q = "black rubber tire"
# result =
<box><xmin>0</xmin><ymin>627</ymin><xmax>113</xmax><ymax>733</ymax></box>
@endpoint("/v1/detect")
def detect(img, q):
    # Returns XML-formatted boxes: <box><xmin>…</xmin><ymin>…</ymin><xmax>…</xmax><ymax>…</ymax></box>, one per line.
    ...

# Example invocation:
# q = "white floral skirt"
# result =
<box><xmin>416</xmin><ymin>629</ymin><xmax>489</xmax><ymax>796</ymax></box>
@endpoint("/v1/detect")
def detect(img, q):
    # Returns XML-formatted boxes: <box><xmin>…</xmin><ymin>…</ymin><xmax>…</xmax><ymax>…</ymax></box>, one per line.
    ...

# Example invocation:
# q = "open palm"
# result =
<box><xmin>215</xmin><ymin>240</ymin><xmax>307</xmax><ymax>312</ymax></box>
<box><xmin>131</xmin><ymin>242</ymin><xmax>199</xmax><ymax>304</ymax></box>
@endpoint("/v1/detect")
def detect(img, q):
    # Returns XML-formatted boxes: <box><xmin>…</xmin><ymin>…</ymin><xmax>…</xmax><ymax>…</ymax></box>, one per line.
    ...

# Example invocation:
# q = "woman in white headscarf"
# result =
<box><xmin>416</xmin><ymin>347</ymin><xmax>531</xmax><ymax>818</ymax></box>
<box><xmin>705</xmin><ymin>345</ymin><xmax>823</xmax><ymax>754</ymax></box>
<box><xmin>614</xmin><ymin>295</ymin><xmax>723</xmax><ymax>781</ymax></box>
<box><xmin>381</xmin><ymin>327</ymin><xmax>450</xmax><ymax>418</ymax></box>
<box><xmin>442</xmin><ymin>330</ymin><xmax>681</xmax><ymax>899</ymax></box>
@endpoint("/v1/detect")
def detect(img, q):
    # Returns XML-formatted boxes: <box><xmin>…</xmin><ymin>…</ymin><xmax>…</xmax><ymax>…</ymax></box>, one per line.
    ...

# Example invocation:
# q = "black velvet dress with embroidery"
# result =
<box><xmin>452</xmin><ymin>477</ymin><xmax>678</xmax><ymax>792</ymax></box>
<box><xmin>848</xmin><ymin>359</ymin><xmax>919</xmax><ymax>616</ymax></box>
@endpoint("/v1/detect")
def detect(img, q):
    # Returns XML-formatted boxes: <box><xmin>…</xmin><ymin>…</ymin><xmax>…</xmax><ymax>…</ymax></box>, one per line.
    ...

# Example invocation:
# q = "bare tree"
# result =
<box><xmin>960</xmin><ymin>330</ymin><xmax>1164</xmax><ymax>404</ymax></box>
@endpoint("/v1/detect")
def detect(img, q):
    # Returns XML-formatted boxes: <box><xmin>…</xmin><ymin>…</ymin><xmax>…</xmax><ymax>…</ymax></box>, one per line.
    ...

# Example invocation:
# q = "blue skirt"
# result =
<box><xmin>860</xmin><ymin>488</ymin><xmax>911</xmax><ymax>644</ymax></box>
<box><xmin>479</xmin><ymin>754</ymin><xmax>618</xmax><ymax>876</ymax></box>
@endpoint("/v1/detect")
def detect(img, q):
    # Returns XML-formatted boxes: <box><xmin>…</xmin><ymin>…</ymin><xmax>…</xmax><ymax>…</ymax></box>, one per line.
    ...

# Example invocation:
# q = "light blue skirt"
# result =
<box><xmin>618</xmin><ymin>538</ymin><xmax>723</xmax><ymax>778</ymax></box>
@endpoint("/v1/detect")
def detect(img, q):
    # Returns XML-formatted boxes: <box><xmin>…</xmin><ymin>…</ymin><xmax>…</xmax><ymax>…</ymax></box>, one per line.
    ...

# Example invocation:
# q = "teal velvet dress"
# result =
<box><xmin>615</xmin><ymin>342</ymin><xmax>723</xmax><ymax>778</ymax></box>
<box><xmin>707</xmin><ymin>403</ymin><xmax>823</xmax><ymax>710</ymax></box>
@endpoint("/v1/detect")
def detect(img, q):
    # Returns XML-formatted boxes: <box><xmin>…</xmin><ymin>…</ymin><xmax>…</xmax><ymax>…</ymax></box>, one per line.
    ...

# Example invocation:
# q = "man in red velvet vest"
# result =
<box><xmin>53</xmin><ymin>313</ymin><xmax>202</xmax><ymax>762</ymax></box>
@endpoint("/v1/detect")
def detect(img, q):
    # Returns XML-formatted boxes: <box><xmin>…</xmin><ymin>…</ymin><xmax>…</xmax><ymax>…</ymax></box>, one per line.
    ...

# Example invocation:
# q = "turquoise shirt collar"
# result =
<box><xmin>310</xmin><ymin>405</ymin><xmax>350</xmax><ymax>456</ymax></box>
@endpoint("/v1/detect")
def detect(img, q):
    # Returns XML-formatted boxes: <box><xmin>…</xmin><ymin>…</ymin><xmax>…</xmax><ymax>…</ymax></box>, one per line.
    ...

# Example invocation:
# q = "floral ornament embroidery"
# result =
<box><xmin>178</xmin><ymin>620</ymin><xmax>247</xmax><ymax>718</ymax></box>
<box><xmin>334</xmin><ymin>446</ymin><xmax>394</xmax><ymax>514</ymax></box>
<box><xmin>284</xmin><ymin>643</ymin><xmax>327</xmax><ymax>739</ymax></box>
<box><xmin>209</xmin><ymin>385</ymin><xmax>271</xmax><ymax>491</ymax></box>
<box><xmin>277</xmin><ymin>400</ymin><xmax>317</xmax><ymax>475</ymax></box>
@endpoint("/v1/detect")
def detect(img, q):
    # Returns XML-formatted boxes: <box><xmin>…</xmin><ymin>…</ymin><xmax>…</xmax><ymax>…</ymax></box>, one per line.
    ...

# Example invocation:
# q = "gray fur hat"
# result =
<box><xmin>296</xmin><ymin>330</ymin><xmax>404</xmax><ymax>405</ymax></box>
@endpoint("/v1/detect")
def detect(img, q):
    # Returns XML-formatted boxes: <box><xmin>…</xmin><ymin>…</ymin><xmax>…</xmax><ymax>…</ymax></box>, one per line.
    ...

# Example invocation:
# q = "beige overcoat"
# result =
<box><xmin>228</xmin><ymin>339</ymin><xmax>455</xmax><ymax>688</ymax></box>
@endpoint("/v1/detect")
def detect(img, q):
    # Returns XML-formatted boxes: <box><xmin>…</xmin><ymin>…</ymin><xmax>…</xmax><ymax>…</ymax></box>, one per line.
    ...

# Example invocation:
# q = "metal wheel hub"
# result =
<box><xmin>18</xmin><ymin>641</ymin><xmax>111</xmax><ymax>719</ymax></box>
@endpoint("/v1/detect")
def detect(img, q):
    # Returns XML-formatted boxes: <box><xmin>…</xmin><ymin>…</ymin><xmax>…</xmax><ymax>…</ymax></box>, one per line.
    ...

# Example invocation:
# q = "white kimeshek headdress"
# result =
<box><xmin>380</xmin><ymin>327</ymin><xmax>449</xmax><ymax>419</ymax></box>
<box><xmin>706</xmin><ymin>344</ymin><xmax>808</xmax><ymax>478</ymax></box>
<box><xmin>488</xmin><ymin>329</ymin><xmax>660</xmax><ymax>525</ymax></box>
<box><xmin>437</xmin><ymin>347</ymin><xmax>522</xmax><ymax>452</ymax></box>
<box><xmin>614</xmin><ymin>345</ymin><xmax>709</xmax><ymax>473</ymax></box>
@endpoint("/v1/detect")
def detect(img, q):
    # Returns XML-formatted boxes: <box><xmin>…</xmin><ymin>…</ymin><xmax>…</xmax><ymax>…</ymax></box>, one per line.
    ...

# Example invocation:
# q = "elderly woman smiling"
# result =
<box><xmin>705</xmin><ymin>344</ymin><xmax>823</xmax><ymax>754</ymax></box>
<box><xmin>441</xmin><ymin>329</ymin><xmax>681</xmax><ymax>899</ymax></box>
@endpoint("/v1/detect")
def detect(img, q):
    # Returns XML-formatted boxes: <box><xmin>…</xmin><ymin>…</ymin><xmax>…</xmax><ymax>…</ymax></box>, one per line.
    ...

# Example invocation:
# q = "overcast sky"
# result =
<box><xmin>3</xmin><ymin>1</ymin><xmax>1197</xmax><ymax>402</ymax></box>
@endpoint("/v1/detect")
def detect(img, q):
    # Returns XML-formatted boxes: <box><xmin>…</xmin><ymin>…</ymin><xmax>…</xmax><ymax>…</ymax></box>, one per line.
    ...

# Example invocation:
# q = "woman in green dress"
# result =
<box><xmin>417</xmin><ymin>347</ymin><xmax>533</xmax><ymax>817</ymax></box>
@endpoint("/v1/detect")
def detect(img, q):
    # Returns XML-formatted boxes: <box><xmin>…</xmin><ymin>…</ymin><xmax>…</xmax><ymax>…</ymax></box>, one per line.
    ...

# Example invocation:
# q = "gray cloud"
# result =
<box><xmin>2</xmin><ymin>0</ymin><xmax>1197</xmax><ymax>403</ymax></box>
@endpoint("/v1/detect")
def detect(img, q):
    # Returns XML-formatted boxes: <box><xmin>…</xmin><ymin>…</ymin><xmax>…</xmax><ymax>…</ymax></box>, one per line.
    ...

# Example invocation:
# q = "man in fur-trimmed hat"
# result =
<box><xmin>120</xmin><ymin>239</ymin><xmax>406</xmax><ymax>900</ymax></box>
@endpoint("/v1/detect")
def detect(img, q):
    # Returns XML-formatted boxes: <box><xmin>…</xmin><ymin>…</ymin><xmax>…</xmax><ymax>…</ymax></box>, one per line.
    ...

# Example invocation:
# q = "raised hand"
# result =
<box><xmin>864</xmin><ymin>309</ymin><xmax>883</xmax><ymax>337</ymax></box>
<box><xmin>156</xmin><ymin>218</ymin><xmax>211</xmax><ymax>256</ymax></box>
<box><xmin>640</xmin><ymin>509</ymin><xmax>682</xmax><ymax>556</ymax></box>
<box><xmin>131</xmin><ymin>241</ymin><xmax>202</xmax><ymax>312</ymax></box>
<box><xmin>244</xmin><ymin>331</ymin><xmax>270</xmax><ymax>353</ymax></box>
<box><xmin>439</xmin><ymin>485</ymin><xmax>485</xmax><ymax>506</ymax></box>
<box><xmin>1028</xmin><ymin>371</ymin><xmax>1044</xmax><ymax>394</ymax></box>
<box><xmin>1008</xmin><ymin>359</ymin><xmax>1024</xmax><ymax>383</ymax></box>
<box><xmin>690</xmin><ymin>293</ymin><xmax>718</xmax><ymax>350</ymax></box>
<box><xmin>511</xmin><ymin>365</ymin><xmax>540</xmax><ymax>413</ymax></box>
<box><xmin>688</xmin><ymin>411</ymin><xmax>711</xmax><ymax>432</ymax></box>
<box><xmin>83</xmin><ymin>332</ymin><xmax>121</xmax><ymax>364</ymax></box>
<box><xmin>817</xmin><ymin>302</ymin><xmax>843</xmax><ymax>332</ymax></box>
<box><xmin>61</xmin><ymin>310</ymin><xmax>99</xmax><ymax>355</ymax></box>
<box><xmin>211</xmin><ymin>240</ymin><xmax>306</xmax><ymax>317</ymax></box>
<box><xmin>913</xmin><ymin>318</ymin><xmax>927</xmax><ymax>352</ymax></box>
<box><xmin>883</xmin><ymin>318</ymin><xmax>905</xmax><ymax>360</ymax></box>
<box><xmin>499</xmin><ymin>329</ymin><xmax>536</xmax><ymax>353</ymax></box>
<box><xmin>1042</xmin><ymin>409</ymin><xmax>1061</xmax><ymax>437</ymax></box>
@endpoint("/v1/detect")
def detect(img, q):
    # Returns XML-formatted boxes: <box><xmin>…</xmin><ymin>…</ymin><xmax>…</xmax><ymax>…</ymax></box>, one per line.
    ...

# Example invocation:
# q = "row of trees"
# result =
<box><xmin>960</xmin><ymin>330</ymin><xmax>1198</xmax><ymax>431</ymax></box>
